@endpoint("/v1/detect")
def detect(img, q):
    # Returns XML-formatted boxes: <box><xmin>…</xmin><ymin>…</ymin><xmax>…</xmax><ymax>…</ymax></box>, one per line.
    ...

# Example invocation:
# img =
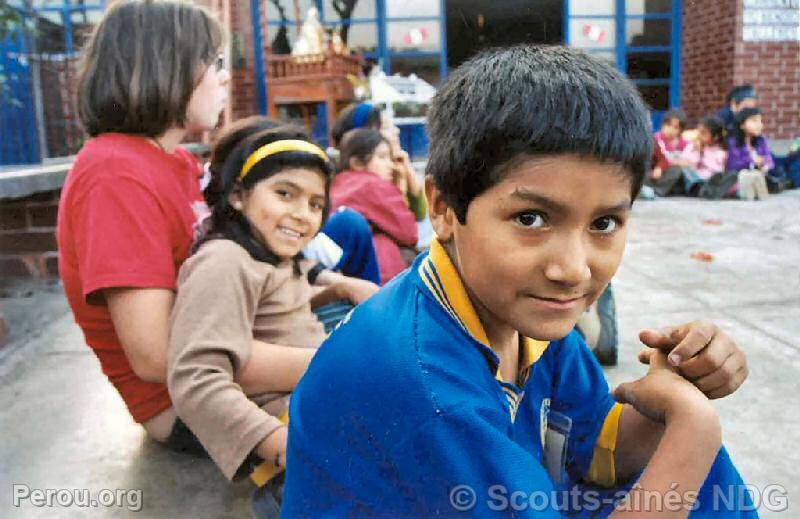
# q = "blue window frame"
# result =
<box><xmin>564</xmin><ymin>0</ymin><xmax>682</xmax><ymax>128</ymax></box>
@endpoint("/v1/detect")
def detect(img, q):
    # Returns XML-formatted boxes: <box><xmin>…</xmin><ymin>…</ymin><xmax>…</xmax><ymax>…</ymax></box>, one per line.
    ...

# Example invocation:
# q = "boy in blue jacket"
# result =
<box><xmin>282</xmin><ymin>46</ymin><xmax>754</xmax><ymax>518</ymax></box>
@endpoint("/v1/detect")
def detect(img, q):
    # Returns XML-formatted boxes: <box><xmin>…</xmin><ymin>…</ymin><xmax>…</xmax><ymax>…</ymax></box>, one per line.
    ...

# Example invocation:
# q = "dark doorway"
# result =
<box><xmin>446</xmin><ymin>0</ymin><xmax>564</xmax><ymax>70</ymax></box>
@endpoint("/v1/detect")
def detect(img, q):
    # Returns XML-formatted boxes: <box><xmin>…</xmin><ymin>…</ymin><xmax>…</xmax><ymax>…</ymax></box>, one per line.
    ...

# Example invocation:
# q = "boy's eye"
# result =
<box><xmin>276</xmin><ymin>189</ymin><xmax>292</xmax><ymax>199</ymax></box>
<box><xmin>591</xmin><ymin>216</ymin><xmax>620</xmax><ymax>234</ymax></box>
<box><xmin>310</xmin><ymin>200</ymin><xmax>324</xmax><ymax>211</ymax></box>
<box><xmin>515</xmin><ymin>212</ymin><xmax>546</xmax><ymax>229</ymax></box>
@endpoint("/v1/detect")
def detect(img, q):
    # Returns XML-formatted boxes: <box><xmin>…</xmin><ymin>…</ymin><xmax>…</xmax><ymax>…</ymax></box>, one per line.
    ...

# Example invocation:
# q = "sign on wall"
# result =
<box><xmin>743</xmin><ymin>0</ymin><xmax>800</xmax><ymax>41</ymax></box>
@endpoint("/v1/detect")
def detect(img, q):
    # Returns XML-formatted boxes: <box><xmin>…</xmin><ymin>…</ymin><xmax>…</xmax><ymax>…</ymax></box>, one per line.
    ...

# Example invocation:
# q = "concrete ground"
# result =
<box><xmin>1</xmin><ymin>190</ymin><xmax>798</xmax><ymax>517</ymax></box>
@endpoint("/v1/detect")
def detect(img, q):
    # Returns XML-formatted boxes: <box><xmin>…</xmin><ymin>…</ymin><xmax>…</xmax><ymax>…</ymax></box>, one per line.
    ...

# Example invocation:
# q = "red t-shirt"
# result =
<box><xmin>57</xmin><ymin>133</ymin><xmax>208</xmax><ymax>423</ymax></box>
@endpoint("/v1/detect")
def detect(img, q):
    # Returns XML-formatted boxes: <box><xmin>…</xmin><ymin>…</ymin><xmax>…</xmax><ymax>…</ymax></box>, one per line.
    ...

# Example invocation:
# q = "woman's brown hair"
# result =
<box><xmin>77</xmin><ymin>0</ymin><xmax>223</xmax><ymax>137</ymax></box>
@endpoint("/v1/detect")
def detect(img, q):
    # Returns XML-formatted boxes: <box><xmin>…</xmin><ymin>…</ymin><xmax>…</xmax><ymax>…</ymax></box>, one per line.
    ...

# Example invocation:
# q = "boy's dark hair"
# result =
<box><xmin>204</xmin><ymin>125</ymin><xmax>334</xmax><ymax>271</ymax></box>
<box><xmin>338</xmin><ymin>128</ymin><xmax>388</xmax><ymax>173</ymax></box>
<box><xmin>726</xmin><ymin>84</ymin><xmax>756</xmax><ymax>106</ymax></box>
<box><xmin>331</xmin><ymin>103</ymin><xmax>382</xmax><ymax>146</ymax></box>
<box><xmin>426</xmin><ymin>45</ymin><xmax>653</xmax><ymax>223</ymax></box>
<box><xmin>700</xmin><ymin>115</ymin><xmax>726</xmax><ymax>148</ymax></box>
<box><xmin>77</xmin><ymin>0</ymin><xmax>223</xmax><ymax>137</ymax></box>
<box><xmin>733</xmin><ymin>107</ymin><xmax>764</xmax><ymax>148</ymax></box>
<box><xmin>662</xmin><ymin>108</ymin><xmax>687</xmax><ymax>131</ymax></box>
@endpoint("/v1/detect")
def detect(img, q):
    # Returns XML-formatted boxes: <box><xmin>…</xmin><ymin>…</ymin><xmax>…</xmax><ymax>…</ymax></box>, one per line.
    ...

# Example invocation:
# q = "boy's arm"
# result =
<box><xmin>611</xmin><ymin>357</ymin><xmax>722</xmax><ymax>517</ymax></box>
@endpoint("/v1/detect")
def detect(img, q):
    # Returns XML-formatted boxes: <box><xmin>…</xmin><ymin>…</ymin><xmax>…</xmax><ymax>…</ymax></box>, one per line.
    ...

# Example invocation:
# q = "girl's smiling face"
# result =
<box><xmin>742</xmin><ymin>114</ymin><xmax>763</xmax><ymax>138</ymax></box>
<box><xmin>428</xmin><ymin>153</ymin><xmax>632</xmax><ymax>345</ymax></box>
<box><xmin>235</xmin><ymin>168</ymin><xmax>327</xmax><ymax>260</ymax></box>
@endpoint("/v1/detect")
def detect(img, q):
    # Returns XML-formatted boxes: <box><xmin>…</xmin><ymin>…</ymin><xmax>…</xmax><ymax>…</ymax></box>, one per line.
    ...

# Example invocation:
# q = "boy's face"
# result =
<box><xmin>732</xmin><ymin>97</ymin><xmax>757</xmax><ymax>112</ymax></box>
<box><xmin>428</xmin><ymin>154</ymin><xmax>632</xmax><ymax>343</ymax></box>
<box><xmin>660</xmin><ymin>118</ymin><xmax>682</xmax><ymax>140</ymax></box>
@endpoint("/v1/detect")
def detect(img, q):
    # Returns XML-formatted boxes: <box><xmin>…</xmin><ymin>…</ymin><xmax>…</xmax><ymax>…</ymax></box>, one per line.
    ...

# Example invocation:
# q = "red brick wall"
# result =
<box><xmin>680</xmin><ymin>0</ymin><xmax>739</xmax><ymax>128</ymax></box>
<box><xmin>735</xmin><ymin>40</ymin><xmax>800</xmax><ymax>139</ymax></box>
<box><xmin>681</xmin><ymin>0</ymin><xmax>800</xmax><ymax>139</ymax></box>
<box><xmin>0</xmin><ymin>191</ymin><xmax>60</xmax><ymax>282</ymax></box>
<box><xmin>230</xmin><ymin>0</ymin><xmax>259</xmax><ymax>120</ymax></box>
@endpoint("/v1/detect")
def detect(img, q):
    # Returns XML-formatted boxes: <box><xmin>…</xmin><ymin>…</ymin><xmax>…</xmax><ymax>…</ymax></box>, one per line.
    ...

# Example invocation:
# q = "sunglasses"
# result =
<box><xmin>212</xmin><ymin>53</ymin><xmax>225</xmax><ymax>72</ymax></box>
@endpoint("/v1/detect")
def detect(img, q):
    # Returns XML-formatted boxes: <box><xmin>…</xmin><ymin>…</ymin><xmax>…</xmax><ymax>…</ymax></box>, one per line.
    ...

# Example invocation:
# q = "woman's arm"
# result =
<box><xmin>106</xmin><ymin>288</ymin><xmax>175</xmax><ymax>383</ymax></box>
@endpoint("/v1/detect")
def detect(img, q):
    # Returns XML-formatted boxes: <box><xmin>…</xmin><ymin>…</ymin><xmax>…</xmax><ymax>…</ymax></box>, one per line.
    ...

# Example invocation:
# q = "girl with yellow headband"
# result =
<box><xmin>167</xmin><ymin>122</ymin><xmax>378</xmax><ymax>517</ymax></box>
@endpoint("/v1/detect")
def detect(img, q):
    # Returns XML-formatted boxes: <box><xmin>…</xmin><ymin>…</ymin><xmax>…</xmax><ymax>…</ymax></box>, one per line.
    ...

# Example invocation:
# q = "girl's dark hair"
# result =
<box><xmin>331</xmin><ymin>103</ymin><xmax>382</xmax><ymax>146</ymax></box>
<box><xmin>77</xmin><ymin>0</ymin><xmax>223</xmax><ymax>137</ymax></box>
<box><xmin>700</xmin><ymin>115</ymin><xmax>726</xmax><ymax>148</ymax></box>
<box><xmin>204</xmin><ymin>115</ymin><xmax>283</xmax><ymax>206</ymax></box>
<box><xmin>733</xmin><ymin>107</ymin><xmax>763</xmax><ymax>148</ymax></box>
<box><xmin>662</xmin><ymin>108</ymin><xmax>688</xmax><ymax>131</ymax></box>
<box><xmin>338</xmin><ymin>129</ymin><xmax>388</xmax><ymax>173</ymax></box>
<box><xmin>203</xmin><ymin>124</ymin><xmax>334</xmax><ymax>271</ymax></box>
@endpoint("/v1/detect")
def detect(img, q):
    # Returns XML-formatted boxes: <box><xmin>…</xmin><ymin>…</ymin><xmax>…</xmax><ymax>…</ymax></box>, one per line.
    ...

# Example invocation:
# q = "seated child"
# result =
<box><xmin>282</xmin><ymin>46</ymin><xmax>754</xmax><ymax>518</ymax></box>
<box><xmin>682</xmin><ymin>115</ymin><xmax>731</xmax><ymax>198</ymax></box>
<box><xmin>647</xmin><ymin>108</ymin><xmax>694</xmax><ymax>196</ymax></box>
<box><xmin>726</xmin><ymin>107</ymin><xmax>773</xmax><ymax>201</ymax></box>
<box><xmin>330</xmin><ymin>102</ymin><xmax>428</xmax><ymax>218</ymax></box>
<box><xmin>167</xmin><ymin>124</ymin><xmax>377</xmax><ymax>516</ymax></box>
<box><xmin>717</xmin><ymin>84</ymin><xmax>758</xmax><ymax>134</ymax></box>
<box><xmin>331</xmin><ymin>128</ymin><xmax>419</xmax><ymax>284</ymax></box>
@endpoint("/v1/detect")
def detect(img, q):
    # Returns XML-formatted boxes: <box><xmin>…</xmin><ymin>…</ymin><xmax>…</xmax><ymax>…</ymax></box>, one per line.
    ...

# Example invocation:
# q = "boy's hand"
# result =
<box><xmin>613</xmin><ymin>351</ymin><xmax>711</xmax><ymax>424</ymax></box>
<box><xmin>651</xmin><ymin>167</ymin><xmax>662</xmax><ymax>180</ymax></box>
<box><xmin>637</xmin><ymin>321</ymin><xmax>748</xmax><ymax>399</ymax></box>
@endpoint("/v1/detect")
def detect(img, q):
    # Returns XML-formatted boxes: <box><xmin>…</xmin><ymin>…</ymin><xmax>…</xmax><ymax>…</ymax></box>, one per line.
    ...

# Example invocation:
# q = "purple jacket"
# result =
<box><xmin>726</xmin><ymin>135</ymin><xmax>774</xmax><ymax>172</ymax></box>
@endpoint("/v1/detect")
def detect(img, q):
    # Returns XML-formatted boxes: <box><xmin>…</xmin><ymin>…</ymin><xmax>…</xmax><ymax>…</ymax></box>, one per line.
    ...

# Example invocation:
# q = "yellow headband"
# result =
<box><xmin>240</xmin><ymin>140</ymin><xmax>328</xmax><ymax>180</ymax></box>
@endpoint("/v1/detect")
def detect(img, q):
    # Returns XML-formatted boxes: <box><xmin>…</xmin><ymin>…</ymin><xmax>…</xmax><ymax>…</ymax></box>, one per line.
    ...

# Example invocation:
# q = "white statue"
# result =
<box><xmin>292</xmin><ymin>7</ymin><xmax>324</xmax><ymax>57</ymax></box>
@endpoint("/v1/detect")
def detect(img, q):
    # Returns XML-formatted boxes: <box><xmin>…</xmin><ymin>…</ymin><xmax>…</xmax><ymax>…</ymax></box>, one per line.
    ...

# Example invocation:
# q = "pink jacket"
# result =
<box><xmin>330</xmin><ymin>170</ymin><xmax>418</xmax><ymax>284</ymax></box>
<box><xmin>683</xmin><ymin>142</ymin><xmax>727</xmax><ymax>179</ymax></box>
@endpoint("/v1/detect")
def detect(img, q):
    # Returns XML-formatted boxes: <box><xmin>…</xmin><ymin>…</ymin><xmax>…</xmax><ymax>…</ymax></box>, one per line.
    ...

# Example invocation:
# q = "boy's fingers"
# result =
<box><xmin>669</xmin><ymin>321</ymin><xmax>718</xmax><ymax>365</ymax></box>
<box><xmin>679</xmin><ymin>337</ymin><xmax>736</xmax><ymax>379</ymax></box>
<box><xmin>706</xmin><ymin>367</ymin><xmax>749</xmax><ymax>400</ymax></box>
<box><xmin>639</xmin><ymin>321</ymin><xmax>717</xmax><ymax>366</ymax></box>
<box><xmin>691</xmin><ymin>351</ymin><xmax>746</xmax><ymax>395</ymax></box>
<box><xmin>638</xmin><ymin>348</ymin><xmax>653</xmax><ymax>365</ymax></box>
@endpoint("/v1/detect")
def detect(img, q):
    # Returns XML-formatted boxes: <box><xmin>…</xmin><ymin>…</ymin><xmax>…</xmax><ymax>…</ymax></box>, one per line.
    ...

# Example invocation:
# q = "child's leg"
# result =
<box><xmin>737</xmin><ymin>171</ymin><xmax>755</xmax><ymax>201</ymax></box>
<box><xmin>304</xmin><ymin>208</ymin><xmax>381</xmax><ymax>284</ymax></box>
<box><xmin>251</xmin><ymin>472</ymin><xmax>284</xmax><ymax>519</ymax></box>
<box><xmin>754</xmin><ymin>174</ymin><xmax>769</xmax><ymax>200</ymax></box>
<box><xmin>648</xmin><ymin>166</ymin><xmax>684</xmax><ymax>196</ymax></box>
<box><xmin>313</xmin><ymin>301</ymin><xmax>354</xmax><ymax>333</ymax></box>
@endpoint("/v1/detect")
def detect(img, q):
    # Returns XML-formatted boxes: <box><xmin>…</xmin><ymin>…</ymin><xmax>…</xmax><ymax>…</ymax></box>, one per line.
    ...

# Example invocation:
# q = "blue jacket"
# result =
<box><xmin>283</xmin><ymin>241</ymin><xmax>757</xmax><ymax>518</ymax></box>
